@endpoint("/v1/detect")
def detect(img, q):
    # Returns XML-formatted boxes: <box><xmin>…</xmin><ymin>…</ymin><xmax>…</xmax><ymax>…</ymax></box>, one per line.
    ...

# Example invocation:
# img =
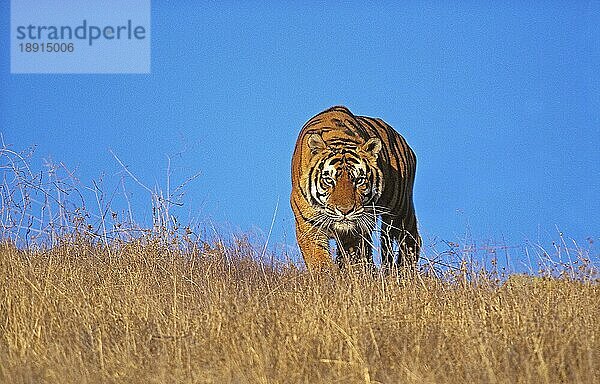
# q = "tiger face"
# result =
<box><xmin>304</xmin><ymin>133</ymin><xmax>383</xmax><ymax>234</ymax></box>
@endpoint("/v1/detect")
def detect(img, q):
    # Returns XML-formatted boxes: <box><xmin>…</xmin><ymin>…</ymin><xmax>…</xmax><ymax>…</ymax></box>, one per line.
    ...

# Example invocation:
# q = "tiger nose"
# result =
<box><xmin>336</xmin><ymin>204</ymin><xmax>354</xmax><ymax>215</ymax></box>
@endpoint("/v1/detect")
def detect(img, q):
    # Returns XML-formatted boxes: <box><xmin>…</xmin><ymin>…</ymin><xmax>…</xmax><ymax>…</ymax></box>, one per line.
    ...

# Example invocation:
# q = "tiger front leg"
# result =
<box><xmin>398</xmin><ymin>228</ymin><xmax>420</xmax><ymax>270</ymax></box>
<box><xmin>381</xmin><ymin>215</ymin><xmax>421</xmax><ymax>275</ymax></box>
<box><xmin>381</xmin><ymin>215</ymin><xmax>420</xmax><ymax>274</ymax></box>
<box><xmin>335</xmin><ymin>233</ymin><xmax>374</xmax><ymax>270</ymax></box>
<box><xmin>295</xmin><ymin>219</ymin><xmax>334</xmax><ymax>271</ymax></box>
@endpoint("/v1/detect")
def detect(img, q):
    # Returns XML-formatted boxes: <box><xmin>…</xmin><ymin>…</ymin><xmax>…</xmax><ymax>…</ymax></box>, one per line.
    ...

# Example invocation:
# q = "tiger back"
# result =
<box><xmin>290</xmin><ymin>106</ymin><xmax>420</xmax><ymax>271</ymax></box>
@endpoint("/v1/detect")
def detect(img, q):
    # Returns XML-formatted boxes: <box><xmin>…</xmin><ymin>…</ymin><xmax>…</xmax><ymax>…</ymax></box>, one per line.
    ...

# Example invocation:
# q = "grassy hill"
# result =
<box><xmin>1</xmin><ymin>144</ymin><xmax>598</xmax><ymax>383</ymax></box>
<box><xmin>1</xmin><ymin>237</ymin><xmax>598</xmax><ymax>383</ymax></box>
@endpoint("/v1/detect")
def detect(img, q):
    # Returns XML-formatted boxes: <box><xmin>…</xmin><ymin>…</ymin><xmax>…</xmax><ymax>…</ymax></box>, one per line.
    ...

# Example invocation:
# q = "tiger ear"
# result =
<box><xmin>307</xmin><ymin>134</ymin><xmax>327</xmax><ymax>155</ymax></box>
<box><xmin>362</xmin><ymin>138</ymin><xmax>382</xmax><ymax>157</ymax></box>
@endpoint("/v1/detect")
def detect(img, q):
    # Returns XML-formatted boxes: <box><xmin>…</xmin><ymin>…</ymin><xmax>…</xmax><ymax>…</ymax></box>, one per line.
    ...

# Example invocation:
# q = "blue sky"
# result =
<box><xmin>2</xmin><ymin>2</ymin><xmax>599</xmax><ymax>266</ymax></box>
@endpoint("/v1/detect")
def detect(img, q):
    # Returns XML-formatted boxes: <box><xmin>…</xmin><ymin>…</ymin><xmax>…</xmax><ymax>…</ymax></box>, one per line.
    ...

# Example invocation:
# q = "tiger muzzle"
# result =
<box><xmin>327</xmin><ymin>171</ymin><xmax>358</xmax><ymax>217</ymax></box>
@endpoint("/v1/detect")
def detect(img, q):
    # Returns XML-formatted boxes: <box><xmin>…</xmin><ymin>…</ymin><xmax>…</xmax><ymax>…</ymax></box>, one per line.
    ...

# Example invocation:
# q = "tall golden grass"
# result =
<box><xmin>1</xmin><ymin>143</ymin><xmax>598</xmax><ymax>383</ymax></box>
<box><xmin>1</xmin><ymin>237</ymin><xmax>598</xmax><ymax>384</ymax></box>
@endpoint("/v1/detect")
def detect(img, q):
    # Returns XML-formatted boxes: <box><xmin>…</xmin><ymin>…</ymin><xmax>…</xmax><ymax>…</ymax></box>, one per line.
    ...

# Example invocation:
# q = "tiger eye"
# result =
<box><xmin>322</xmin><ymin>176</ymin><xmax>335</xmax><ymax>186</ymax></box>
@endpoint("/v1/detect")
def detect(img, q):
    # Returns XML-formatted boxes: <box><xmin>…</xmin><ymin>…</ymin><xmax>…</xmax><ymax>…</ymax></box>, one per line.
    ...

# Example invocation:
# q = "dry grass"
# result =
<box><xmin>1</xmin><ymin>142</ymin><xmax>598</xmax><ymax>383</ymax></box>
<box><xmin>1</xmin><ymin>238</ymin><xmax>598</xmax><ymax>384</ymax></box>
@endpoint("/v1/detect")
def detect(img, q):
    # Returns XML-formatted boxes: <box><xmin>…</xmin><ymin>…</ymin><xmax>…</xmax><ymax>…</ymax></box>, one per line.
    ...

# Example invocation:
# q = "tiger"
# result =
<box><xmin>290</xmin><ymin>106</ymin><xmax>420</xmax><ymax>272</ymax></box>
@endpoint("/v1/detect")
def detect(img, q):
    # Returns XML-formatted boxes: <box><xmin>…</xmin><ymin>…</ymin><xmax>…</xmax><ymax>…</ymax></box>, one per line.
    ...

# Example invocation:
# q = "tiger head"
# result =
<box><xmin>304</xmin><ymin>133</ymin><xmax>384</xmax><ymax>234</ymax></box>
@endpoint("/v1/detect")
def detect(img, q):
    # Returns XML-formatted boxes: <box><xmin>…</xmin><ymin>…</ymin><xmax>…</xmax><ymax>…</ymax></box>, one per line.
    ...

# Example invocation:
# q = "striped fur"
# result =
<box><xmin>291</xmin><ymin>106</ymin><xmax>420</xmax><ymax>271</ymax></box>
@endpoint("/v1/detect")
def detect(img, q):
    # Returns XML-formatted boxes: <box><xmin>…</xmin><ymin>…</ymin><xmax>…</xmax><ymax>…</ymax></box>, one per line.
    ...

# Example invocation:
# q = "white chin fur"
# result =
<box><xmin>333</xmin><ymin>221</ymin><xmax>356</xmax><ymax>233</ymax></box>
